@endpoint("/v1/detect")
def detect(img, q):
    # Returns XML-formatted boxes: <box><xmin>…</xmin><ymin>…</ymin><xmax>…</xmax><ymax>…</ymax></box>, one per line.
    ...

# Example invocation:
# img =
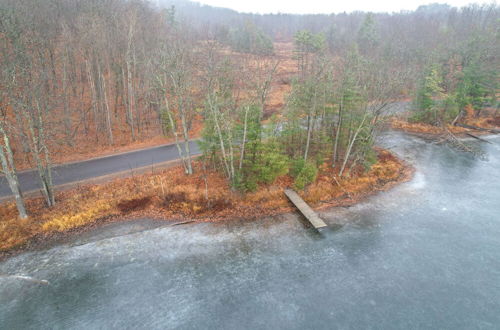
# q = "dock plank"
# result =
<box><xmin>285</xmin><ymin>189</ymin><xmax>327</xmax><ymax>229</ymax></box>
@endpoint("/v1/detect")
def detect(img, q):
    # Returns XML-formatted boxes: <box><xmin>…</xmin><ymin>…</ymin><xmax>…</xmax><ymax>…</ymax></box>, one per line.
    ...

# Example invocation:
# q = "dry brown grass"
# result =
<box><xmin>487</xmin><ymin>117</ymin><xmax>500</xmax><ymax>126</ymax></box>
<box><xmin>391</xmin><ymin>105</ymin><xmax>500</xmax><ymax>136</ymax></box>
<box><xmin>467</xmin><ymin>115</ymin><xmax>500</xmax><ymax>129</ymax></box>
<box><xmin>0</xmin><ymin>149</ymin><xmax>411</xmax><ymax>252</ymax></box>
<box><xmin>391</xmin><ymin>118</ymin><xmax>468</xmax><ymax>135</ymax></box>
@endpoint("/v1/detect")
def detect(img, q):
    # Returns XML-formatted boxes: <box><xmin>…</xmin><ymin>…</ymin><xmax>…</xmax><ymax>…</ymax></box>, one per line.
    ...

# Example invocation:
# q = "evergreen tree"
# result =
<box><xmin>228</xmin><ymin>22</ymin><xmax>274</xmax><ymax>55</ymax></box>
<box><xmin>411</xmin><ymin>65</ymin><xmax>445</xmax><ymax>125</ymax></box>
<box><xmin>357</xmin><ymin>13</ymin><xmax>379</xmax><ymax>54</ymax></box>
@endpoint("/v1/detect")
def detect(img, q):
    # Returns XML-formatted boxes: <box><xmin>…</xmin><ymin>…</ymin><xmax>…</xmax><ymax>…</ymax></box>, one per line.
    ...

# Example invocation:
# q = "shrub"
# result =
<box><xmin>290</xmin><ymin>158</ymin><xmax>306</xmax><ymax>177</ymax></box>
<box><xmin>237</xmin><ymin>141</ymin><xmax>289</xmax><ymax>192</ymax></box>
<box><xmin>233</xmin><ymin>172</ymin><xmax>258</xmax><ymax>192</ymax></box>
<box><xmin>362</xmin><ymin>148</ymin><xmax>378</xmax><ymax>170</ymax></box>
<box><xmin>291</xmin><ymin>159</ymin><xmax>318</xmax><ymax>190</ymax></box>
<box><xmin>255</xmin><ymin>146</ymin><xmax>289</xmax><ymax>184</ymax></box>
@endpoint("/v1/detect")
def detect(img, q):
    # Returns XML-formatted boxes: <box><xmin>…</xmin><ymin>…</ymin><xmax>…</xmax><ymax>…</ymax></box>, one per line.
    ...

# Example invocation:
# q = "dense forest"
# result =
<box><xmin>0</xmin><ymin>0</ymin><xmax>498</xmax><ymax>219</ymax></box>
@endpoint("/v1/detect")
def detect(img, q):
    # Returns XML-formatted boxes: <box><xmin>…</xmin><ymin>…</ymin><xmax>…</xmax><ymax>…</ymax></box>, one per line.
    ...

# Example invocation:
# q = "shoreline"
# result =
<box><xmin>0</xmin><ymin>151</ymin><xmax>414</xmax><ymax>262</ymax></box>
<box><xmin>391</xmin><ymin>117</ymin><xmax>500</xmax><ymax>139</ymax></box>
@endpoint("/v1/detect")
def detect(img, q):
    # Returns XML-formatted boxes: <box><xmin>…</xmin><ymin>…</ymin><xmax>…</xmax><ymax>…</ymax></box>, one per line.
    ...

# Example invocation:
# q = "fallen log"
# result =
<box><xmin>455</xmin><ymin>123</ymin><xmax>500</xmax><ymax>134</ymax></box>
<box><xmin>465</xmin><ymin>133</ymin><xmax>492</xmax><ymax>144</ymax></box>
<box><xmin>444</xmin><ymin>128</ymin><xmax>487</xmax><ymax>159</ymax></box>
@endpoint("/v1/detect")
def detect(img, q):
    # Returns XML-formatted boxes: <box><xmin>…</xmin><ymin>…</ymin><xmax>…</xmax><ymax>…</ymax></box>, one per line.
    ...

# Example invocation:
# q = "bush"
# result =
<box><xmin>233</xmin><ymin>172</ymin><xmax>258</xmax><ymax>192</ymax></box>
<box><xmin>290</xmin><ymin>158</ymin><xmax>306</xmax><ymax>177</ymax></box>
<box><xmin>236</xmin><ymin>141</ymin><xmax>289</xmax><ymax>192</ymax></box>
<box><xmin>362</xmin><ymin>148</ymin><xmax>378</xmax><ymax>170</ymax></box>
<box><xmin>255</xmin><ymin>146</ymin><xmax>289</xmax><ymax>184</ymax></box>
<box><xmin>291</xmin><ymin>159</ymin><xmax>318</xmax><ymax>190</ymax></box>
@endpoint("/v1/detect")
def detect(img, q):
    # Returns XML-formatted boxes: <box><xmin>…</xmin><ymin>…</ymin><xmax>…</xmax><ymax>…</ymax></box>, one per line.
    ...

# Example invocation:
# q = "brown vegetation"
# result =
<box><xmin>0</xmin><ymin>149</ymin><xmax>411</xmax><ymax>254</ymax></box>
<box><xmin>9</xmin><ymin>40</ymin><xmax>291</xmax><ymax>171</ymax></box>
<box><xmin>1</xmin><ymin>0</ymin><xmax>496</xmax><ymax>260</ymax></box>
<box><xmin>487</xmin><ymin>117</ymin><xmax>500</xmax><ymax>127</ymax></box>
<box><xmin>391</xmin><ymin>118</ymin><xmax>467</xmax><ymax>135</ymax></box>
<box><xmin>391</xmin><ymin>111</ymin><xmax>500</xmax><ymax>137</ymax></box>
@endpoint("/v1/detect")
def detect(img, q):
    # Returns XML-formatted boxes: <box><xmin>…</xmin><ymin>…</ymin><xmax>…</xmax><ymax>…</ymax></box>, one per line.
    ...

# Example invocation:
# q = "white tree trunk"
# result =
<box><xmin>0</xmin><ymin>125</ymin><xmax>28</xmax><ymax>219</ymax></box>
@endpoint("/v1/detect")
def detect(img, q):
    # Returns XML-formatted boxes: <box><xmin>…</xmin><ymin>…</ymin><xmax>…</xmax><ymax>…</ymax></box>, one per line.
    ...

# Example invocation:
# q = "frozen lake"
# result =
<box><xmin>1</xmin><ymin>132</ymin><xmax>499</xmax><ymax>329</ymax></box>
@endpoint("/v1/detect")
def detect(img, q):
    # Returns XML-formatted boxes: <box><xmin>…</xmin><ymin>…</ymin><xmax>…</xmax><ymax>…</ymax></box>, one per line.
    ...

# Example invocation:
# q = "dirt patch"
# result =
<box><xmin>117</xmin><ymin>197</ymin><xmax>152</xmax><ymax>213</ymax></box>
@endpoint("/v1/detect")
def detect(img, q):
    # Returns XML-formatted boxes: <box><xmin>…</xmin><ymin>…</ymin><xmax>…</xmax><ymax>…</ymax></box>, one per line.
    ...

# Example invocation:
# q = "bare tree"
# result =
<box><xmin>0</xmin><ymin>121</ymin><xmax>28</xmax><ymax>218</ymax></box>
<box><xmin>152</xmin><ymin>21</ymin><xmax>197</xmax><ymax>174</ymax></box>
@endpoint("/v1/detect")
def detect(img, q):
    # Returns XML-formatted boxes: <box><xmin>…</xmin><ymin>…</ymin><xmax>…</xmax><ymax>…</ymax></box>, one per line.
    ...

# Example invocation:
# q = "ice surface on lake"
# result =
<box><xmin>1</xmin><ymin>132</ymin><xmax>500</xmax><ymax>329</ymax></box>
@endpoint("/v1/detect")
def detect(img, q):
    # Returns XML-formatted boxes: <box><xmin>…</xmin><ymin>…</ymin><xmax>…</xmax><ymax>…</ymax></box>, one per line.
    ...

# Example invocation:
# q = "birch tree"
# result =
<box><xmin>0</xmin><ymin>1</ymin><xmax>56</xmax><ymax>206</ymax></box>
<box><xmin>153</xmin><ymin>21</ymin><xmax>196</xmax><ymax>175</ymax></box>
<box><xmin>0</xmin><ymin>121</ymin><xmax>28</xmax><ymax>218</ymax></box>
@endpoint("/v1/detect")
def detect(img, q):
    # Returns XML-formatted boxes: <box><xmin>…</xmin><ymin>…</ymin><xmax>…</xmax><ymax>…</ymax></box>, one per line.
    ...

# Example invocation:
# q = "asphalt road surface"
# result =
<box><xmin>0</xmin><ymin>101</ymin><xmax>411</xmax><ymax>199</ymax></box>
<box><xmin>0</xmin><ymin>141</ymin><xmax>200</xmax><ymax>198</ymax></box>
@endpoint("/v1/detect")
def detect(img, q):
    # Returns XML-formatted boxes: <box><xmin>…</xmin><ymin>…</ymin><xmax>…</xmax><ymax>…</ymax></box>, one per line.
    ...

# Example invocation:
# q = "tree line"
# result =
<box><xmin>1</xmin><ymin>0</ymin><xmax>498</xmax><ymax>219</ymax></box>
<box><xmin>0</xmin><ymin>0</ymin><xmax>198</xmax><ymax>217</ymax></box>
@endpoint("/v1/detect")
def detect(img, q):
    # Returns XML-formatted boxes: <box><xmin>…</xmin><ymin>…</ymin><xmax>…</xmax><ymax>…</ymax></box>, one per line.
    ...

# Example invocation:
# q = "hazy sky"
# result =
<box><xmin>195</xmin><ymin>0</ymin><xmax>490</xmax><ymax>14</ymax></box>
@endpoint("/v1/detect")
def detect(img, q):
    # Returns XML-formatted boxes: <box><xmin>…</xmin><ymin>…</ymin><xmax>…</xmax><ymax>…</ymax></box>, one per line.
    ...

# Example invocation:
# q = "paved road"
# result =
<box><xmin>0</xmin><ymin>141</ymin><xmax>200</xmax><ymax>198</ymax></box>
<box><xmin>0</xmin><ymin>101</ymin><xmax>410</xmax><ymax>199</ymax></box>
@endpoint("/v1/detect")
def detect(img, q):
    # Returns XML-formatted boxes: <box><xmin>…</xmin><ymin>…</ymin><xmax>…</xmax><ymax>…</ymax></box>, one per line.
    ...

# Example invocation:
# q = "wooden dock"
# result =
<box><xmin>285</xmin><ymin>189</ymin><xmax>327</xmax><ymax>229</ymax></box>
